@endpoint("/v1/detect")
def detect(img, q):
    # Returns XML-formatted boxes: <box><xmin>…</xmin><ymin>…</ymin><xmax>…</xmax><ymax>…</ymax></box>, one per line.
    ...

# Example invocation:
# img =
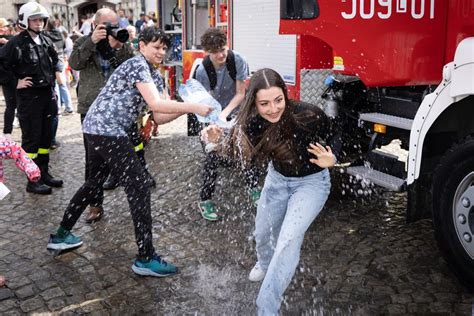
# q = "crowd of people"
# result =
<box><xmin>0</xmin><ymin>2</ymin><xmax>340</xmax><ymax>315</ymax></box>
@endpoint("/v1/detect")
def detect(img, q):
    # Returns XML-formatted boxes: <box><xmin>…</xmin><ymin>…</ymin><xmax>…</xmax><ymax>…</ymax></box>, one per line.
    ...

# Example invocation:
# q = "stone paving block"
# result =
<box><xmin>407</xmin><ymin>302</ymin><xmax>430</xmax><ymax>313</ymax></box>
<box><xmin>19</xmin><ymin>296</ymin><xmax>45</xmax><ymax>313</ymax></box>
<box><xmin>429</xmin><ymin>302</ymin><xmax>454</xmax><ymax>313</ymax></box>
<box><xmin>34</xmin><ymin>279</ymin><xmax>58</xmax><ymax>291</ymax></box>
<box><xmin>386</xmin><ymin>304</ymin><xmax>407</xmax><ymax>314</ymax></box>
<box><xmin>40</xmin><ymin>287</ymin><xmax>66</xmax><ymax>301</ymax></box>
<box><xmin>15</xmin><ymin>284</ymin><xmax>36</xmax><ymax>299</ymax></box>
<box><xmin>5</xmin><ymin>276</ymin><xmax>31</xmax><ymax>290</ymax></box>
<box><xmin>46</xmin><ymin>297</ymin><xmax>67</xmax><ymax>311</ymax></box>
<box><xmin>390</xmin><ymin>293</ymin><xmax>412</xmax><ymax>304</ymax></box>
<box><xmin>0</xmin><ymin>287</ymin><xmax>15</xmax><ymax>301</ymax></box>
<box><xmin>411</xmin><ymin>291</ymin><xmax>435</xmax><ymax>304</ymax></box>
<box><xmin>0</xmin><ymin>298</ymin><xmax>18</xmax><ymax>311</ymax></box>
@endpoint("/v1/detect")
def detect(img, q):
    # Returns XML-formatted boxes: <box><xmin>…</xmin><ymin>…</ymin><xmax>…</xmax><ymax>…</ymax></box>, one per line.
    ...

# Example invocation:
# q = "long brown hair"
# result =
<box><xmin>226</xmin><ymin>68</ymin><xmax>300</xmax><ymax>167</ymax></box>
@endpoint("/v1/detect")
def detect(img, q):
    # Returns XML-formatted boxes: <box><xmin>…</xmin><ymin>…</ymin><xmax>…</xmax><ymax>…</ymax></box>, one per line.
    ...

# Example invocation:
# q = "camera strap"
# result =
<box><xmin>96</xmin><ymin>38</ymin><xmax>120</xmax><ymax>69</ymax></box>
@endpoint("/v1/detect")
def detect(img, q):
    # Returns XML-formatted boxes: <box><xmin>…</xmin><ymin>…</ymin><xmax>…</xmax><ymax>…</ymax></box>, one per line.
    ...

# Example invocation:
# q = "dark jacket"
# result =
<box><xmin>0</xmin><ymin>30</ymin><xmax>62</xmax><ymax>88</ymax></box>
<box><xmin>247</xmin><ymin>101</ymin><xmax>342</xmax><ymax>177</ymax></box>
<box><xmin>69</xmin><ymin>35</ymin><xmax>134</xmax><ymax>114</ymax></box>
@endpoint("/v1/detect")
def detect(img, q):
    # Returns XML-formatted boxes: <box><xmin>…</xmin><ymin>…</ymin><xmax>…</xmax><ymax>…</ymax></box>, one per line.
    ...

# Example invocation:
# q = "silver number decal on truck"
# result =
<box><xmin>341</xmin><ymin>0</ymin><xmax>435</xmax><ymax>20</ymax></box>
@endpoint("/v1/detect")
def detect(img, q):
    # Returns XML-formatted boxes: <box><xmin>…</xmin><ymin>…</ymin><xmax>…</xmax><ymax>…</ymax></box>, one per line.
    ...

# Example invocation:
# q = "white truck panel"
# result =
<box><xmin>408</xmin><ymin>38</ymin><xmax>474</xmax><ymax>185</ymax></box>
<box><xmin>232</xmin><ymin>0</ymin><xmax>297</xmax><ymax>84</ymax></box>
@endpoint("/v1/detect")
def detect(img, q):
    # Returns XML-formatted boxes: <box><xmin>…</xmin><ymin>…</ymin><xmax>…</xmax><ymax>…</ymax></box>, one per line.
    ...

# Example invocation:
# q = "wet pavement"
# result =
<box><xmin>0</xmin><ymin>93</ymin><xmax>473</xmax><ymax>315</ymax></box>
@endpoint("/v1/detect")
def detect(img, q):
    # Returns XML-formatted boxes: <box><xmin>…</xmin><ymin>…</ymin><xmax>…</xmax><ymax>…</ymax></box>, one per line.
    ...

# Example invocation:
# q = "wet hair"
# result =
<box><xmin>228</xmin><ymin>68</ymin><xmax>318</xmax><ymax>167</ymax></box>
<box><xmin>200</xmin><ymin>27</ymin><xmax>227</xmax><ymax>52</ymax></box>
<box><xmin>138</xmin><ymin>26</ymin><xmax>170</xmax><ymax>47</ymax></box>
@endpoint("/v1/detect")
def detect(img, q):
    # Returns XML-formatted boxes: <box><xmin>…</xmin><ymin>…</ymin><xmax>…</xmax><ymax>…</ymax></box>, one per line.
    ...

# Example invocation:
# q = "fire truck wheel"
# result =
<box><xmin>432</xmin><ymin>135</ymin><xmax>474</xmax><ymax>291</ymax></box>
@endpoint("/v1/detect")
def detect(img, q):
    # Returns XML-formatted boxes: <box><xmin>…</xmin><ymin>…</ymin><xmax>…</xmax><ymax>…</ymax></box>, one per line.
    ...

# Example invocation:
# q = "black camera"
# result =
<box><xmin>105</xmin><ymin>22</ymin><xmax>129</xmax><ymax>43</ymax></box>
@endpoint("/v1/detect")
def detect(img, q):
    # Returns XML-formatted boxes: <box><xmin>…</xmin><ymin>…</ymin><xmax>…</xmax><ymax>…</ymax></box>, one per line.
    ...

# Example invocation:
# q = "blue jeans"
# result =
<box><xmin>55</xmin><ymin>81</ymin><xmax>73</xmax><ymax>112</ymax></box>
<box><xmin>255</xmin><ymin>163</ymin><xmax>331</xmax><ymax>315</ymax></box>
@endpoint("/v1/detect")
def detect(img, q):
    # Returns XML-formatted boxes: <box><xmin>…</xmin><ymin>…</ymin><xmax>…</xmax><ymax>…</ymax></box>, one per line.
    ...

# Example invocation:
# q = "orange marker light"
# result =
<box><xmin>374</xmin><ymin>124</ymin><xmax>386</xmax><ymax>134</ymax></box>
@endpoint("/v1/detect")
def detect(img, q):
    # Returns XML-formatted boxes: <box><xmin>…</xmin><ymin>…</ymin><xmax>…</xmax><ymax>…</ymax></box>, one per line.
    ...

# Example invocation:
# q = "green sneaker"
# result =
<box><xmin>197</xmin><ymin>200</ymin><xmax>220</xmax><ymax>221</ymax></box>
<box><xmin>47</xmin><ymin>231</ymin><xmax>83</xmax><ymax>251</ymax></box>
<box><xmin>132</xmin><ymin>254</ymin><xmax>179</xmax><ymax>277</ymax></box>
<box><xmin>249</xmin><ymin>187</ymin><xmax>262</xmax><ymax>206</ymax></box>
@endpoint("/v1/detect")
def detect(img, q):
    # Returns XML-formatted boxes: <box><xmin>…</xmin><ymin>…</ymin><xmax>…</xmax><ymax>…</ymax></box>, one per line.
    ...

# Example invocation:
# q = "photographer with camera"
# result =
<box><xmin>69</xmin><ymin>8</ymin><xmax>136</xmax><ymax>223</ymax></box>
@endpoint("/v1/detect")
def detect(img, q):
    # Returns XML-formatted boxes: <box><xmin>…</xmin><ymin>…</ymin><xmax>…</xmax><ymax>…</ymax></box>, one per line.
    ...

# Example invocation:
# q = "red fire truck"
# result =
<box><xmin>180</xmin><ymin>0</ymin><xmax>474</xmax><ymax>288</ymax></box>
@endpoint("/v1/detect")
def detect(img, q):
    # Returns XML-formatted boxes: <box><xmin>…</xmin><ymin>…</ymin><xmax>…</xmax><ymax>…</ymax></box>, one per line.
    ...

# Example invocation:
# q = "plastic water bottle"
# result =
<box><xmin>178</xmin><ymin>79</ymin><xmax>222</xmax><ymax>124</ymax></box>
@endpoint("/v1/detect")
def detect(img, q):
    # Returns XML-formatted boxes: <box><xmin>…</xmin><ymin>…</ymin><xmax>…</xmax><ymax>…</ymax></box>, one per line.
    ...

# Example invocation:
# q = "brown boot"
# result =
<box><xmin>85</xmin><ymin>206</ymin><xmax>104</xmax><ymax>224</ymax></box>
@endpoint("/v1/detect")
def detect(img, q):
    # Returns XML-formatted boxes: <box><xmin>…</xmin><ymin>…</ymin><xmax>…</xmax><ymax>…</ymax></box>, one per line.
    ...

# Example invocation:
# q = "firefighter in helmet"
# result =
<box><xmin>0</xmin><ymin>1</ymin><xmax>63</xmax><ymax>194</ymax></box>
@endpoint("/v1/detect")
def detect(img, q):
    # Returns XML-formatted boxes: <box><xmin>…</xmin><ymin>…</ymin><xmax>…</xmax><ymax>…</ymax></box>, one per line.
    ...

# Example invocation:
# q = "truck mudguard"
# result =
<box><xmin>407</xmin><ymin>37</ymin><xmax>474</xmax><ymax>185</ymax></box>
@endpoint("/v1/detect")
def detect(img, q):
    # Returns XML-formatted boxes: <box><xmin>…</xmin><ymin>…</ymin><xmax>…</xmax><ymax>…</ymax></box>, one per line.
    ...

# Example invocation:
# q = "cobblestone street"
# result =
<box><xmin>0</xmin><ymin>94</ymin><xmax>473</xmax><ymax>315</ymax></box>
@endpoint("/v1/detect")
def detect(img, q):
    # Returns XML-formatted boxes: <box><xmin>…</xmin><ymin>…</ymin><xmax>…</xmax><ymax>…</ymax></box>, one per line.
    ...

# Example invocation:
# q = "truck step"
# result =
<box><xmin>359</xmin><ymin>112</ymin><xmax>413</xmax><ymax>130</ymax></box>
<box><xmin>367</xmin><ymin>149</ymin><xmax>406</xmax><ymax>179</ymax></box>
<box><xmin>346</xmin><ymin>166</ymin><xmax>406</xmax><ymax>191</ymax></box>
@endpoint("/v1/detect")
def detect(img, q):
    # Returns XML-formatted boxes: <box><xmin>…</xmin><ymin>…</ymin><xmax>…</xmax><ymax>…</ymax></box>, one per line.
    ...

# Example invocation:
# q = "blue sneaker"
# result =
<box><xmin>47</xmin><ymin>231</ymin><xmax>83</xmax><ymax>250</ymax></box>
<box><xmin>132</xmin><ymin>254</ymin><xmax>179</xmax><ymax>277</ymax></box>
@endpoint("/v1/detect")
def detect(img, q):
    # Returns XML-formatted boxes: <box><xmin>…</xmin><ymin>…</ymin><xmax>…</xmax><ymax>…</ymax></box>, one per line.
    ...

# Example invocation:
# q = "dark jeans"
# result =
<box><xmin>2</xmin><ymin>82</ymin><xmax>17</xmax><ymax>134</ymax></box>
<box><xmin>200</xmin><ymin>150</ymin><xmax>261</xmax><ymax>201</ymax></box>
<box><xmin>60</xmin><ymin>134</ymin><xmax>155</xmax><ymax>260</ymax></box>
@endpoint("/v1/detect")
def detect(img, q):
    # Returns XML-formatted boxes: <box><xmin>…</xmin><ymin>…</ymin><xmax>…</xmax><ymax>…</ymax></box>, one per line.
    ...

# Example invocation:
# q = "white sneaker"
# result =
<box><xmin>248</xmin><ymin>262</ymin><xmax>266</xmax><ymax>282</ymax></box>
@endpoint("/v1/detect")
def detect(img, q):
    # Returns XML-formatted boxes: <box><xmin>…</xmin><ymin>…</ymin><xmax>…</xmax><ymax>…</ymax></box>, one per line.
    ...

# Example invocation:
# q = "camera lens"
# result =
<box><xmin>105</xmin><ymin>23</ymin><xmax>129</xmax><ymax>43</ymax></box>
<box><xmin>113</xmin><ymin>28</ymin><xmax>129</xmax><ymax>43</ymax></box>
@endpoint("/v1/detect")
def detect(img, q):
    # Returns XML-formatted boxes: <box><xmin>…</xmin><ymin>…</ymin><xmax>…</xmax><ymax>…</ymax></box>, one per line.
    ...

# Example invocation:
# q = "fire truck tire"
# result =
<box><xmin>432</xmin><ymin>135</ymin><xmax>474</xmax><ymax>291</ymax></box>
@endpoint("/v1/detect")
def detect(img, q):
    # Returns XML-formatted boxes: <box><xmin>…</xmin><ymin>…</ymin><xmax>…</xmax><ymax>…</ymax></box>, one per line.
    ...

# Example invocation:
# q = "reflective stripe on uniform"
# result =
<box><xmin>38</xmin><ymin>148</ymin><xmax>49</xmax><ymax>154</ymax></box>
<box><xmin>27</xmin><ymin>153</ymin><xmax>38</xmax><ymax>159</ymax></box>
<box><xmin>134</xmin><ymin>143</ymin><xmax>144</xmax><ymax>152</ymax></box>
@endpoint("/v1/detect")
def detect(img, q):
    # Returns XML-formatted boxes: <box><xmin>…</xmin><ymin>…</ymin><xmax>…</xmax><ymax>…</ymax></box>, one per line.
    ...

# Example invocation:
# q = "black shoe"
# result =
<box><xmin>103</xmin><ymin>175</ymin><xmax>119</xmax><ymax>190</ymax></box>
<box><xmin>26</xmin><ymin>181</ymin><xmax>52</xmax><ymax>195</ymax></box>
<box><xmin>50</xmin><ymin>141</ymin><xmax>61</xmax><ymax>150</ymax></box>
<box><xmin>42</xmin><ymin>172</ymin><xmax>63</xmax><ymax>188</ymax></box>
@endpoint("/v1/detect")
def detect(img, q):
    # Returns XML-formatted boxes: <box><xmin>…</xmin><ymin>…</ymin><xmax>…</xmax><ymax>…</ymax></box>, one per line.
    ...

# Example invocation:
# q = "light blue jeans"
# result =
<box><xmin>255</xmin><ymin>163</ymin><xmax>331</xmax><ymax>315</ymax></box>
<box><xmin>55</xmin><ymin>81</ymin><xmax>73</xmax><ymax>112</ymax></box>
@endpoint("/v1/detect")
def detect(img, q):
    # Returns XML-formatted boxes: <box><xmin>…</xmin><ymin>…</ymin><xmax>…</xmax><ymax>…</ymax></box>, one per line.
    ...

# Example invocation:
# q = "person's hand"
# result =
<box><xmin>55</xmin><ymin>72</ymin><xmax>64</xmax><ymax>85</ymax></box>
<box><xmin>201</xmin><ymin>125</ymin><xmax>223</xmax><ymax>144</ymax></box>
<box><xmin>308</xmin><ymin>143</ymin><xmax>336</xmax><ymax>168</ymax></box>
<box><xmin>17</xmin><ymin>77</ymin><xmax>33</xmax><ymax>89</ymax></box>
<box><xmin>91</xmin><ymin>24</ymin><xmax>107</xmax><ymax>44</ymax></box>
<box><xmin>0</xmin><ymin>38</ymin><xmax>8</xmax><ymax>45</ymax></box>
<box><xmin>195</xmin><ymin>104</ymin><xmax>213</xmax><ymax>117</ymax></box>
<box><xmin>218</xmin><ymin>108</ymin><xmax>231</xmax><ymax>122</ymax></box>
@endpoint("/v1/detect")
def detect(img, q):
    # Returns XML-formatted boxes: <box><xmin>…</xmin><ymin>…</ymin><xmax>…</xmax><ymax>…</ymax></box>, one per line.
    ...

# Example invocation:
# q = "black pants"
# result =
<box><xmin>80</xmin><ymin>115</ymin><xmax>147</xmax><ymax>207</ymax></box>
<box><xmin>200</xmin><ymin>150</ymin><xmax>261</xmax><ymax>201</ymax></box>
<box><xmin>16</xmin><ymin>87</ymin><xmax>56</xmax><ymax>172</ymax></box>
<box><xmin>60</xmin><ymin>134</ymin><xmax>155</xmax><ymax>260</ymax></box>
<box><xmin>2</xmin><ymin>82</ymin><xmax>17</xmax><ymax>134</ymax></box>
<box><xmin>80</xmin><ymin>114</ymin><xmax>103</xmax><ymax>207</ymax></box>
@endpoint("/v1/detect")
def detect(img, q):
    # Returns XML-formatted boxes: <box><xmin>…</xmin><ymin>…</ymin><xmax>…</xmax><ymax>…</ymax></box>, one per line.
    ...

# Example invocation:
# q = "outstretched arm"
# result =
<box><xmin>152</xmin><ymin>112</ymin><xmax>184</xmax><ymax>125</ymax></box>
<box><xmin>136</xmin><ymin>82</ymin><xmax>212</xmax><ymax>116</ymax></box>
